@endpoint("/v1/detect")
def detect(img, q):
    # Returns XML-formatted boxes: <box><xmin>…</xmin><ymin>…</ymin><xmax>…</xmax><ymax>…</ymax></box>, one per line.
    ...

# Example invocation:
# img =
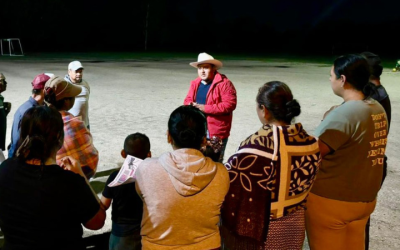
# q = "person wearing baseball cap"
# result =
<box><xmin>65</xmin><ymin>60</ymin><xmax>91</xmax><ymax>130</ymax></box>
<box><xmin>0</xmin><ymin>73</ymin><xmax>11</xmax><ymax>152</ymax></box>
<box><xmin>44</xmin><ymin>76</ymin><xmax>98</xmax><ymax>179</ymax></box>
<box><xmin>8</xmin><ymin>73</ymin><xmax>51</xmax><ymax>158</ymax></box>
<box><xmin>183</xmin><ymin>52</ymin><xmax>237</xmax><ymax>162</ymax></box>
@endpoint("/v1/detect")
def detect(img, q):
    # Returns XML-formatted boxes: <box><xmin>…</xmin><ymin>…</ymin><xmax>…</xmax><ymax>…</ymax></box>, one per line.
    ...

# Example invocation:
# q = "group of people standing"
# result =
<box><xmin>0</xmin><ymin>61</ymin><xmax>101</xmax><ymax>250</ymax></box>
<box><xmin>0</xmin><ymin>51</ymin><xmax>391</xmax><ymax>250</ymax></box>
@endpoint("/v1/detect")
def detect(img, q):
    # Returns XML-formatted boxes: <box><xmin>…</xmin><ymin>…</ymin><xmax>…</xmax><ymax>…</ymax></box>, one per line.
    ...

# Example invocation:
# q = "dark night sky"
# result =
<box><xmin>176</xmin><ymin>0</ymin><xmax>399</xmax><ymax>28</ymax></box>
<box><xmin>1</xmin><ymin>0</ymin><xmax>399</xmax><ymax>55</ymax></box>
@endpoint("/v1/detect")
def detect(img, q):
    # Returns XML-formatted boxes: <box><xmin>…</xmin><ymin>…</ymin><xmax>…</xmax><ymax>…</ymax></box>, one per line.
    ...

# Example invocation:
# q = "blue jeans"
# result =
<box><xmin>109</xmin><ymin>232</ymin><xmax>141</xmax><ymax>250</ymax></box>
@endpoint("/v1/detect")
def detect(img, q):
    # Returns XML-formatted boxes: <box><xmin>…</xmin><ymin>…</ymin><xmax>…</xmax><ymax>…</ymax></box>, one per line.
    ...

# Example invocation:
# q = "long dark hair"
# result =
<box><xmin>168</xmin><ymin>105</ymin><xmax>207</xmax><ymax>149</ymax></box>
<box><xmin>333</xmin><ymin>54</ymin><xmax>374</xmax><ymax>97</ymax></box>
<box><xmin>16</xmin><ymin>106</ymin><xmax>64</xmax><ymax>164</ymax></box>
<box><xmin>256</xmin><ymin>81</ymin><xmax>301</xmax><ymax>124</ymax></box>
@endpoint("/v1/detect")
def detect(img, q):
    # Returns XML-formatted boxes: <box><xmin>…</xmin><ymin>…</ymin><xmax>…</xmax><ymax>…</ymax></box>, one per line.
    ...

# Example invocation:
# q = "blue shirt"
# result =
<box><xmin>8</xmin><ymin>97</ymin><xmax>39</xmax><ymax>158</ymax></box>
<box><xmin>195</xmin><ymin>81</ymin><xmax>212</xmax><ymax>105</ymax></box>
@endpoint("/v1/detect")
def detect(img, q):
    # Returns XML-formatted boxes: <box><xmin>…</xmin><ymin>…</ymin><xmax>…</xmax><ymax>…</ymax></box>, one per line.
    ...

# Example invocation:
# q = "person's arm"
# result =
<box><xmin>183</xmin><ymin>81</ymin><xmax>197</xmax><ymax>105</ymax></box>
<box><xmin>100</xmin><ymin>172</ymin><xmax>117</xmax><ymax>210</ymax></box>
<box><xmin>79</xmin><ymin>124</ymin><xmax>98</xmax><ymax>177</ymax></box>
<box><xmin>203</xmin><ymin>79</ymin><xmax>237</xmax><ymax>115</ymax></box>
<box><xmin>83</xmin><ymin>207</ymin><xmax>106</xmax><ymax>230</ymax></box>
<box><xmin>135</xmin><ymin>181</ymin><xmax>144</xmax><ymax>201</ymax></box>
<box><xmin>59</xmin><ymin>117</ymin><xmax>98</xmax><ymax>179</ymax></box>
<box><xmin>318</xmin><ymin>139</ymin><xmax>333</xmax><ymax>158</ymax></box>
<box><xmin>135</xmin><ymin>165</ymin><xmax>145</xmax><ymax>201</ymax></box>
<box><xmin>60</xmin><ymin>156</ymin><xmax>106</xmax><ymax>230</ymax></box>
<box><xmin>100</xmin><ymin>196</ymin><xmax>112</xmax><ymax>210</ymax></box>
<box><xmin>314</xmin><ymin>108</ymin><xmax>350</xmax><ymax>158</ymax></box>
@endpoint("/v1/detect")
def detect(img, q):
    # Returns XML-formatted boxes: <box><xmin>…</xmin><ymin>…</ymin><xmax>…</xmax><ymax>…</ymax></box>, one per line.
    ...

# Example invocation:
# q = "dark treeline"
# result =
<box><xmin>1</xmin><ymin>0</ymin><xmax>399</xmax><ymax>56</ymax></box>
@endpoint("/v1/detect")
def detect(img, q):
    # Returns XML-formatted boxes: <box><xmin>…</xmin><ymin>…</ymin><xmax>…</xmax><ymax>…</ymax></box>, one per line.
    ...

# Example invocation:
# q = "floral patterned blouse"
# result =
<box><xmin>222</xmin><ymin>123</ymin><xmax>320</xmax><ymax>242</ymax></box>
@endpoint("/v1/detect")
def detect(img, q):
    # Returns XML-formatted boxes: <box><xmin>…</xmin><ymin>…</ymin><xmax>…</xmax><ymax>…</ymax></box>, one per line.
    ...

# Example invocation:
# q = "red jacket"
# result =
<box><xmin>184</xmin><ymin>72</ymin><xmax>237</xmax><ymax>139</ymax></box>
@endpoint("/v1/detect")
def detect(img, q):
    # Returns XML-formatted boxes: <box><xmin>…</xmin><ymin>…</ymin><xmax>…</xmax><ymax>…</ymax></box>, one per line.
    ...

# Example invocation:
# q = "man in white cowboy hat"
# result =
<box><xmin>65</xmin><ymin>61</ymin><xmax>91</xmax><ymax>130</ymax></box>
<box><xmin>184</xmin><ymin>52</ymin><xmax>237</xmax><ymax>162</ymax></box>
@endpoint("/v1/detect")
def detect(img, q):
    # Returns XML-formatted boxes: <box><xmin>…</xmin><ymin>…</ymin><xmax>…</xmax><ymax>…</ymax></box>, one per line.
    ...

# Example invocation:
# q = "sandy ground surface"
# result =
<box><xmin>0</xmin><ymin>57</ymin><xmax>399</xmax><ymax>249</ymax></box>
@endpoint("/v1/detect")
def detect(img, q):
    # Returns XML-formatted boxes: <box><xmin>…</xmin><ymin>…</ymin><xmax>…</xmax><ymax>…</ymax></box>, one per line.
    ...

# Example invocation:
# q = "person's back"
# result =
<box><xmin>135</xmin><ymin>105</ymin><xmax>230</xmax><ymax>249</ymax></box>
<box><xmin>136</xmin><ymin>151</ymin><xmax>229</xmax><ymax>249</ymax></box>
<box><xmin>0</xmin><ymin>106</ymin><xmax>104</xmax><ymax>250</ymax></box>
<box><xmin>57</xmin><ymin>111</ymin><xmax>98</xmax><ymax>178</ymax></box>
<box><xmin>101</xmin><ymin>133</ymin><xmax>151</xmax><ymax>250</ymax></box>
<box><xmin>221</xmin><ymin>81</ymin><xmax>319</xmax><ymax>249</ymax></box>
<box><xmin>371</xmin><ymin>84</ymin><xmax>391</xmax><ymax>125</ymax></box>
<box><xmin>44</xmin><ymin>76</ymin><xmax>98</xmax><ymax>179</ymax></box>
<box><xmin>0</xmin><ymin>158</ymin><xmax>99</xmax><ymax>250</ymax></box>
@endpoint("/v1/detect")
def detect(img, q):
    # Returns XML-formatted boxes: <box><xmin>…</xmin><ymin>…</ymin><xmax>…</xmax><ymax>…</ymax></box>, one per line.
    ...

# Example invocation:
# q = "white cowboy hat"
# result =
<box><xmin>189</xmin><ymin>52</ymin><xmax>223</xmax><ymax>70</ymax></box>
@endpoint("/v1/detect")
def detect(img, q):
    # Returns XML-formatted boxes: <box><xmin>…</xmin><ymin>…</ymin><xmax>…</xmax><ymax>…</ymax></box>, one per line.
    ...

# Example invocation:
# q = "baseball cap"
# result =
<box><xmin>32</xmin><ymin>73</ymin><xmax>50</xmax><ymax>90</ymax></box>
<box><xmin>45</xmin><ymin>76</ymin><xmax>82</xmax><ymax>101</ymax></box>
<box><xmin>68</xmin><ymin>61</ymin><xmax>84</xmax><ymax>71</ymax></box>
<box><xmin>0</xmin><ymin>73</ymin><xmax>5</xmax><ymax>81</ymax></box>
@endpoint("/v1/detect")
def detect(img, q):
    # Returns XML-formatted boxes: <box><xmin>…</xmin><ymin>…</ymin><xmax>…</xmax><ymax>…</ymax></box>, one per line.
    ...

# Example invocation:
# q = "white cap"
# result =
<box><xmin>68</xmin><ymin>61</ymin><xmax>84</xmax><ymax>71</ymax></box>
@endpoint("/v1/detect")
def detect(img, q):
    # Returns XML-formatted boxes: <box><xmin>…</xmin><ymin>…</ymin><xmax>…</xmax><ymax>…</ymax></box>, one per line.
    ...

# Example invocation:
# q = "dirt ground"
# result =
<box><xmin>0</xmin><ymin>57</ymin><xmax>399</xmax><ymax>249</ymax></box>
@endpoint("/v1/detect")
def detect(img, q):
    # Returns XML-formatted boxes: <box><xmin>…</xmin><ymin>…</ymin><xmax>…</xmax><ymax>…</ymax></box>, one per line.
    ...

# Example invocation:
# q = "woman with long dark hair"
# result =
<box><xmin>306</xmin><ymin>54</ymin><xmax>389</xmax><ymax>249</ymax></box>
<box><xmin>221</xmin><ymin>81</ymin><xmax>320</xmax><ymax>249</ymax></box>
<box><xmin>0</xmin><ymin>106</ymin><xmax>105</xmax><ymax>250</ymax></box>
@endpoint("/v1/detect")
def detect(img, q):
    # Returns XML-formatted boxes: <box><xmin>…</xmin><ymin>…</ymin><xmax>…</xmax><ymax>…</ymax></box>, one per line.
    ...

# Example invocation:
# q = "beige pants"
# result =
<box><xmin>305</xmin><ymin>193</ymin><xmax>376</xmax><ymax>250</ymax></box>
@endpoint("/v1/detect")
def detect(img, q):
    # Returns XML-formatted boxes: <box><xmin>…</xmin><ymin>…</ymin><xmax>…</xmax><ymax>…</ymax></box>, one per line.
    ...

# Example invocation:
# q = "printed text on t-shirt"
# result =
<box><xmin>368</xmin><ymin>112</ymin><xmax>387</xmax><ymax>167</ymax></box>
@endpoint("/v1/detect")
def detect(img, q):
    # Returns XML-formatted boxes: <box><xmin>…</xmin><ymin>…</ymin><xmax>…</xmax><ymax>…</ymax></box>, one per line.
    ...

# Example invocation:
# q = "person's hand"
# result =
<box><xmin>193</xmin><ymin>103</ymin><xmax>205</xmax><ymax>112</ymax></box>
<box><xmin>59</xmin><ymin>156</ymin><xmax>85</xmax><ymax>177</ymax></box>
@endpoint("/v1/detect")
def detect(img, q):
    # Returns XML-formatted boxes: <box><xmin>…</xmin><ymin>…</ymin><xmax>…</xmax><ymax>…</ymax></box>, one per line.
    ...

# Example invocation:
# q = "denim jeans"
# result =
<box><xmin>109</xmin><ymin>232</ymin><xmax>141</xmax><ymax>250</ymax></box>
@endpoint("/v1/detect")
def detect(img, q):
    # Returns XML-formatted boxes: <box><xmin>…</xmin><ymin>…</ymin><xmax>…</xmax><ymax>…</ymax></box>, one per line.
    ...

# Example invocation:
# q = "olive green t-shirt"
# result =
<box><xmin>312</xmin><ymin>99</ymin><xmax>388</xmax><ymax>202</ymax></box>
